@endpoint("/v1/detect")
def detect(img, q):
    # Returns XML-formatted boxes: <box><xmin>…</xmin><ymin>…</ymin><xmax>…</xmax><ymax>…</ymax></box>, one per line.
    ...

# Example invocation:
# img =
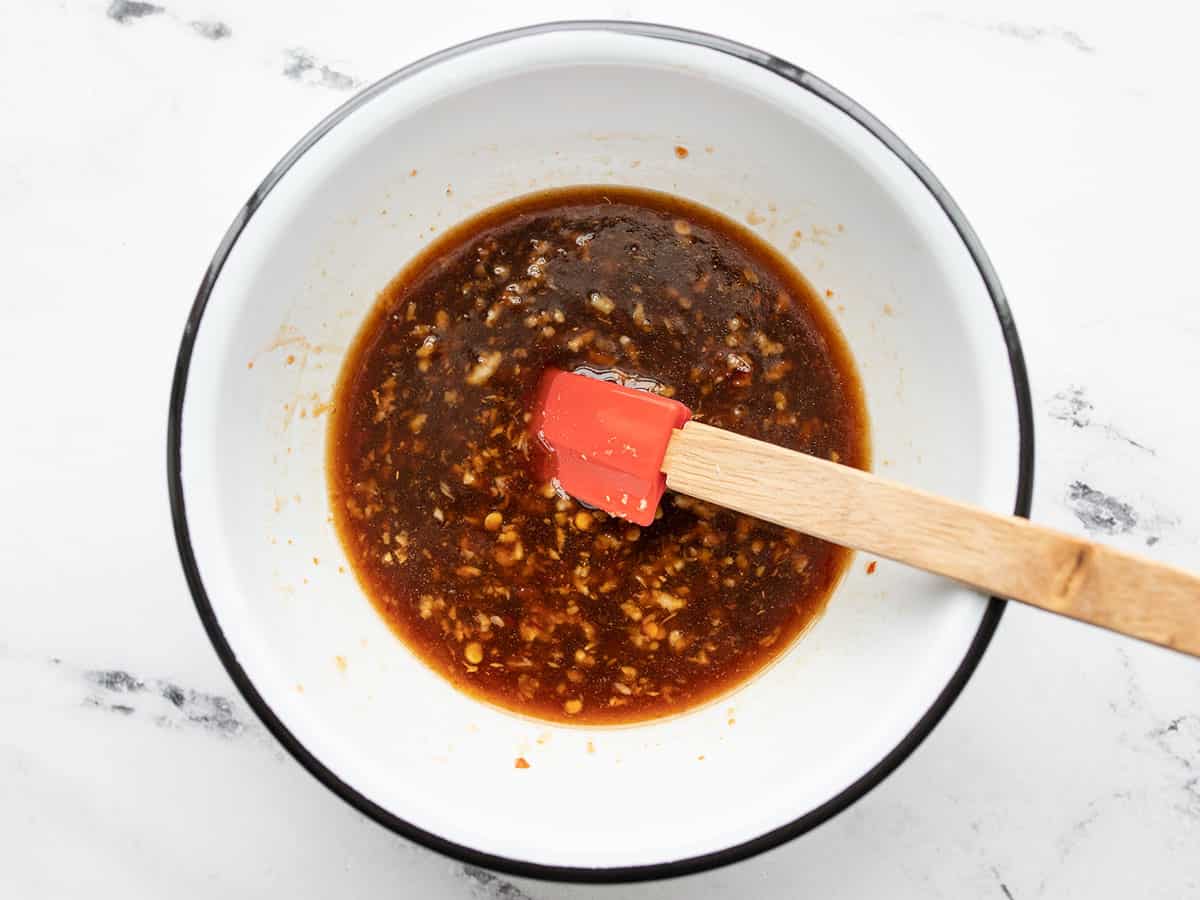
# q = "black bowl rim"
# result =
<box><xmin>167</xmin><ymin>19</ymin><xmax>1034</xmax><ymax>885</ymax></box>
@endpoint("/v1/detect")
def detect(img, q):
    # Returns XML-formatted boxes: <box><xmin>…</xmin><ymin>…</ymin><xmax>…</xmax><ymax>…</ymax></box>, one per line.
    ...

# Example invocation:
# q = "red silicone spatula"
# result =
<box><xmin>531</xmin><ymin>367</ymin><xmax>1200</xmax><ymax>657</ymax></box>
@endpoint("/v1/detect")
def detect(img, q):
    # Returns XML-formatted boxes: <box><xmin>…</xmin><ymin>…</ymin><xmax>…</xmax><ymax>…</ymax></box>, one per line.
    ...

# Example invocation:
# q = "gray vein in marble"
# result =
<box><xmin>990</xmin><ymin>866</ymin><xmax>1016</xmax><ymax>899</ymax></box>
<box><xmin>1047</xmin><ymin>386</ymin><xmax>1095</xmax><ymax>428</ymax></box>
<box><xmin>921</xmin><ymin>13</ymin><xmax>1096</xmax><ymax>55</ymax></box>
<box><xmin>1148</xmin><ymin>715</ymin><xmax>1200</xmax><ymax>818</ymax></box>
<box><xmin>282</xmin><ymin>49</ymin><xmax>358</xmax><ymax>91</ymax></box>
<box><xmin>1054</xmin><ymin>791</ymin><xmax>1134</xmax><ymax>862</ymax></box>
<box><xmin>87</xmin><ymin>668</ymin><xmax>145</xmax><ymax>692</ymax></box>
<box><xmin>1064</xmin><ymin>480</ymin><xmax>1178</xmax><ymax>546</ymax></box>
<box><xmin>461</xmin><ymin>865</ymin><xmax>537</xmax><ymax>900</ymax></box>
<box><xmin>1186</xmin><ymin>777</ymin><xmax>1200</xmax><ymax>816</ymax></box>
<box><xmin>1066</xmin><ymin>481</ymin><xmax>1138</xmax><ymax>535</ymax></box>
<box><xmin>83</xmin><ymin>698</ymin><xmax>128</xmax><ymax>716</ymax></box>
<box><xmin>107</xmin><ymin>2</ymin><xmax>234</xmax><ymax>45</ymax></box>
<box><xmin>191</xmin><ymin>20</ymin><xmax>231</xmax><ymax>41</ymax></box>
<box><xmin>1110</xmin><ymin>646</ymin><xmax>1147</xmax><ymax>716</ymax></box>
<box><xmin>1150</xmin><ymin>714</ymin><xmax>1199</xmax><ymax>770</ymax></box>
<box><xmin>1048</xmin><ymin>386</ymin><xmax>1154</xmax><ymax>453</ymax></box>
<box><xmin>1054</xmin><ymin>802</ymin><xmax>1101</xmax><ymax>860</ymax></box>
<box><xmin>159</xmin><ymin>680</ymin><xmax>246</xmax><ymax>736</ymax></box>
<box><xmin>78</xmin><ymin>664</ymin><xmax>252</xmax><ymax>737</ymax></box>
<box><xmin>987</xmin><ymin>22</ymin><xmax>1095</xmax><ymax>53</ymax></box>
<box><xmin>1107</xmin><ymin>648</ymin><xmax>1200</xmax><ymax>821</ymax></box>
<box><xmin>106</xmin><ymin>0</ymin><xmax>164</xmax><ymax>24</ymax></box>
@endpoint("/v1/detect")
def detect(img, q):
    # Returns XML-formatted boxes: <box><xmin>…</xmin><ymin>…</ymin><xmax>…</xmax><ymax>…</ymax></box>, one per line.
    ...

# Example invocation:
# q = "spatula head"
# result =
<box><xmin>531</xmin><ymin>369</ymin><xmax>692</xmax><ymax>525</ymax></box>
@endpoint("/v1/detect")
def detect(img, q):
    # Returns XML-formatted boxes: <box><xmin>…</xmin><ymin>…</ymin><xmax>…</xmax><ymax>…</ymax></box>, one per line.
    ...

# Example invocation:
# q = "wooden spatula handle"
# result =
<box><xmin>663</xmin><ymin>421</ymin><xmax>1200</xmax><ymax>657</ymax></box>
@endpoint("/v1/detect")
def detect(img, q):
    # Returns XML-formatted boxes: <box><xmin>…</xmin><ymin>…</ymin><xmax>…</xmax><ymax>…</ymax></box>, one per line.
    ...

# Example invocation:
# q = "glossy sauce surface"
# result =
<box><xmin>329</xmin><ymin>186</ymin><xmax>868</xmax><ymax>724</ymax></box>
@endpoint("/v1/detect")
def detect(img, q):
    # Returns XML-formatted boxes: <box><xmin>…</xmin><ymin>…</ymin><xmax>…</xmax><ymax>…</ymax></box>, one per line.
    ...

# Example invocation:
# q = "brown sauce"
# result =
<box><xmin>328</xmin><ymin>186</ymin><xmax>868</xmax><ymax>724</ymax></box>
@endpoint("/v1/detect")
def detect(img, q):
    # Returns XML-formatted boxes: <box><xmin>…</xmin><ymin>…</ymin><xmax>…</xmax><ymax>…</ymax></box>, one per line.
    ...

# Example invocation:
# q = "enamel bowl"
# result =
<box><xmin>169</xmin><ymin>22</ymin><xmax>1032</xmax><ymax>882</ymax></box>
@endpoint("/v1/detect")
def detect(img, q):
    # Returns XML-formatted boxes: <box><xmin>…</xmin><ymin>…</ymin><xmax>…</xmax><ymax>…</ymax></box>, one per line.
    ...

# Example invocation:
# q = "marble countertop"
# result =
<box><xmin>3</xmin><ymin>0</ymin><xmax>1198</xmax><ymax>896</ymax></box>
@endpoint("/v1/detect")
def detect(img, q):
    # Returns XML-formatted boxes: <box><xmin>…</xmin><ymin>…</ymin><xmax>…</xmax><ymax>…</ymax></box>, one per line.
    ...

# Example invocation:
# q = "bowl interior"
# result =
<box><xmin>179</xmin><ymin>29</ymin><xmax>1022</xmax><ymax>870</ymax></box>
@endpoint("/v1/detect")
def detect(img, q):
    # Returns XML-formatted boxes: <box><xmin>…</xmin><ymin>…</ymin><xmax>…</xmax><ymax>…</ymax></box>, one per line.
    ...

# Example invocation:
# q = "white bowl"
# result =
<box><xmin>168</xmin><ymin>21</ymin><xmax>1033</xmax><ymax>882</ymax></box>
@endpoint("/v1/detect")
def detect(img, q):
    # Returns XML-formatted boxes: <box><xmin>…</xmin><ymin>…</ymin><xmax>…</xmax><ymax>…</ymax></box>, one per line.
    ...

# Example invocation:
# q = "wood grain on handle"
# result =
<box><xmin>663</xmin><ymin>421</ymin><xmax>1200</xmax><ymax>657</ymax></box>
